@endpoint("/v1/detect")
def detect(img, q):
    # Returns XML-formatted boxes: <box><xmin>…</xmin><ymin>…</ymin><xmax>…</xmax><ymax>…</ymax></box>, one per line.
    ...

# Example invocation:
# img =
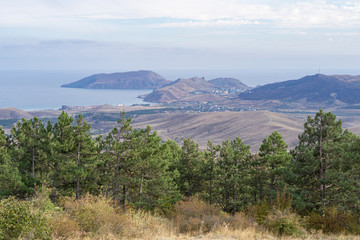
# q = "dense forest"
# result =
<box><xmin>1</xmin><ymin>109</ymin><xmax>360</xmax><ymax>239</ymax></box>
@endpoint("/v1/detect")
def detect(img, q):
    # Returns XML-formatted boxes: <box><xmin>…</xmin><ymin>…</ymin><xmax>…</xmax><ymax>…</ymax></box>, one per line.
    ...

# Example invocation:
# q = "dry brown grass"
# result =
<box><xmin>49</xmin><ymin>195</ymin><xmax>360</xmax><ymax>240</ymax></box>
<box><xmin>52</xmin><ymin>194</ymin><xmax>173</xmax><ymax>240</ymax></box>
<box><xmin>132</xmin><ymin>111</ymin><xmax>304</xmax><ymax>151</ymax></box>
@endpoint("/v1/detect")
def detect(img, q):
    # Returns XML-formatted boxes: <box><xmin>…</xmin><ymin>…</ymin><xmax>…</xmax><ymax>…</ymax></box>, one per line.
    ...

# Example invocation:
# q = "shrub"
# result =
<box><xmin>173</xmin><ymin>197</ymin><xmax>225</xmax><ymax>234</ymax></box>
<box><xmin>306</xmin><ymin>207</ymin><xmax>360</xmax><ymax>234</ymax></box>
<box><xmin>263</xmin><ymin>209</ymin><xmax>306</xmax><ymax>237</ymax></box>
<box><xmin>225</xmin><ymin>212</ymin><xmax>258</xmax><ymax>230</ymax></box>
<box><xmin>61</xmin><ymin>194</ymin><xmax>129</xmax><ymax>235</ymax></box>
<box><xmin>50</xmin><ymin>214</ymin><xmax>81</xmax><ymax>239</ymax></box>
<box><xmin>248</xmin><ymin>188</ymin><xmax>306</xmax><ymax>237</ymax></box>
<box><xmin>31</xmin><ymin>185</ymin><xmax>56</xmax><ymax>213</ymax></box>
<box><xmin>0</xmin><ymin>197</ymin><xmax>52</xmax><ymax>240</ymax></box>
<box><xmin>57</xmin><ymin>194</ymin><xmax>171</xmax><ymax>239</ymax></box>
<box><xmin>124</xmin><ymin>209</ymin><xmax>171</xmax><ymax>239</ymax></box>
<box><xmin>247</xmin><ymin>200</ymin><xmax>272</xmax><ymax>225</ymax></box>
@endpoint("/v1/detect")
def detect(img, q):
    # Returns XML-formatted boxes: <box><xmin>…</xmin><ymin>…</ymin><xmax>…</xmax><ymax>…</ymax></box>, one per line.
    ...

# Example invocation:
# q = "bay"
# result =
<box><xmin>0</xmin><ymin>70</ymin><xmax>153</xmax><ymax>110</ymax></box>
<box><xmin>1</xmin><ymin>69</ymin><xmax>359</xmax><ymax>111</ymax></box>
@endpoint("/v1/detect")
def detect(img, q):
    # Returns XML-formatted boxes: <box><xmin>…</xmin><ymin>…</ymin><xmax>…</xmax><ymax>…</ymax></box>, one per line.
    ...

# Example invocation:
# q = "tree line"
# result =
<box><xmin>0</xmin><ymin>109</ymin><xmax>359</xmax><ymax>217</ymax></box>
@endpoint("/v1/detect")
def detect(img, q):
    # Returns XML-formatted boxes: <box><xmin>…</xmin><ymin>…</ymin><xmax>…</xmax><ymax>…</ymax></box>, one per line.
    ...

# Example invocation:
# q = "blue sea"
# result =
<box><xmin>1</xmin><ymin>69</ymin><xmax>359</xmax><ymax>110</ymax></box>
<box><xmin>0</xmin><ymin>70</ymin><xmax>153</xmax><ymax>110</ymax></box>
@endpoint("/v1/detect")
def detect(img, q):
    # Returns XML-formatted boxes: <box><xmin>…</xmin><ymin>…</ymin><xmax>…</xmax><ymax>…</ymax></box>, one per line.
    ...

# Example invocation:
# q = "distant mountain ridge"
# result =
<box><xmin>143</xmin><ymin>77</ymin><xmax>214</xmax><ymax>103</ymax></box>
<box><xmin>143</xmin><ymin>77</ymin><xmax>250</xmax><ymax>103</ymax></box>
<box><xmin>0</xmin><ymin>107</ymin><xmax>33</xmax><ymax>119</ymax></box>
<box><xmin>61</xmin><ymin>70</ymin><xmax>170</xmax><ymax>89</ymax></box>
<box><xmin>209</xmin><ymin>78</ymin><xmax>250</xmax><ymax>89</ymax></box>
<box><xmin>239</xmin><ymin>74</ymin><xmax>360</xmax><ymax>105</ymax></box>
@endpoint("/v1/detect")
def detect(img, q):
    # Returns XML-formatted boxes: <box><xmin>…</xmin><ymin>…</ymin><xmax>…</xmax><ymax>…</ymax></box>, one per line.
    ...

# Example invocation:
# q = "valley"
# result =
<box><xmin>2</xmin><ymin>71</ymin><xmax>360</xmax><ymax>151</ymax></box>
<box><xmin>1</xmin><ymin>104</ymin><xmax>360</xmax><ymax>152</ymax></box>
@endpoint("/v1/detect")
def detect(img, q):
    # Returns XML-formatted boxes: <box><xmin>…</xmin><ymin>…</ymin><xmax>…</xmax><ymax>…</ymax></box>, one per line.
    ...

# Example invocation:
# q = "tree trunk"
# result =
<box><xmin>137</xmin><ymin>173</ymin><xmax>144</xmax><ymax>211</ymax></box>
<box><xmin>114</xmin><ymin>153</ymin><xmax>120</xmax><ymax>201</ymax></box>
<box><xmin>76</xmin><ymin>142</ymin><xmax>81</xmax><ymax>200</ymax></box>
<box><xmin>319</xmin><ymin>124</ymin><xmax>324</xmax><ymax>214</ymax></box>
<box><xmin>32</xmin><ymin>131</ymin><xmax>36</xmax><ymax>178</ymax></box>
<box><xmin>121</xmin><ymin>185</ymin><xmax>126</xmax><ymax>212</ymax></box>
<box><xmin>51</xmin><ymin>161</ymin><xmax>58</xmax><ymax>203</ymax></box>
<box><xmin>232</xmin><ymin>183</ymin><xmax>236</xmax><ymax>216</ymax></box>
<box><xmin>209</xmin><ymin>164</ymin><xmax>213</xmax><ymax>205</ymax></box>
<box><xmin>187</xmin><ymin>172</ymin><xmax>193</xmax><ymax>197</ymax></box>
<box><xmin>224</xmin><ymin>177</ymin><xmax>228</xmax><ymax>211</ymax></box>
<box><xmin>270</xmin><ymin>164</ymin><xmax>275</xmax><ymax>192</ymax></box>
<box><xmin>32</xmin><ymin>146</ymin><xmax>35</xmax><ymax>178</ymax></box>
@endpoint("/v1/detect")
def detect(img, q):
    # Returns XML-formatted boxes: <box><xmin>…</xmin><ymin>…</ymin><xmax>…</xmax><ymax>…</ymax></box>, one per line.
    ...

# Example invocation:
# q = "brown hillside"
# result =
<box><xmin>61</xmin><ymin>70</ymin><xmax>170</xmax><ymax>89</ymax></box>
<box><xmin>143</xmin><ymin>77</ymin><xmax>214</xmax><ymax>103</ymax></box>
<box><xmin>182</xmin><ymin>93</ymin><xmax>225</xmax><ymax>102</ymax></box>
<box><xmin>132</xmin><ymin>111</ymin><xmax>304</xmax><ymax>151</ymax></box>
<box><xmin>0</xmin><ymin>107</ymin><xmax>33</xmax><ymax>119</ymax></box>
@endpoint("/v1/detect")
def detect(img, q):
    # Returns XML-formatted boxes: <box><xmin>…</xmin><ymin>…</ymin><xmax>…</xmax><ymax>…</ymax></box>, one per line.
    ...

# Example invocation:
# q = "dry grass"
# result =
<box><xmin>52</xmin><ymin>194</ymin><xmax>173</xmax><ymax>240</ymax></box>
<box><xmin>47</xmin><ymin>195</ymin><xmax>360</xmax><ymax>240</ymax></box>
<box><xmin>132</xmin><ymin>111</ymin><xmax>304</xmax><ymax>151</ymax></box>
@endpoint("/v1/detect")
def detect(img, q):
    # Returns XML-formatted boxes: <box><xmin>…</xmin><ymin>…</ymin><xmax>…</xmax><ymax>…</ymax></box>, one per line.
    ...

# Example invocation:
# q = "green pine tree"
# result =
<box><xmin>259</xmin><ymin>131</ymin><xmax>291</xmax><ymax>199</ymax></box>
<box><xmin>0</xmin><ymin>127</ymin><xmax>23</xmax><ymax>197</ymax></box>
<box><xmin>291</xmin><ymin>109</ymin><xmax>344</xmax><ymax>213</ymax></box>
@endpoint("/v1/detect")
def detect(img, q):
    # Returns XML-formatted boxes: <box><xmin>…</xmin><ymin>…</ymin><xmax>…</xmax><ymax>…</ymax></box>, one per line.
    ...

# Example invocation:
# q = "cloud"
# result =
<box><xmin>153</xmin><ymin>19</ymin><xmax>260</xmax><ymax>28</ymax></box>
<box><xmin>1</xmin><ymin>0</ymin><xmax>359</xmax><ymax>30</ymax></box>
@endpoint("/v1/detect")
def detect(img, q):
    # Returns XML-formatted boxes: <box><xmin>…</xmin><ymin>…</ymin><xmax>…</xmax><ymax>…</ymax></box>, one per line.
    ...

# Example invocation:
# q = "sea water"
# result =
<box><xmin>0</xmin><ymin>70</ymin><xmax>153</xmax><ymax>110</ymax></box>
<box><xmin>1</xmin><ymin>69</ymin><xmax>359</xmax><ymax>110</ymax></box>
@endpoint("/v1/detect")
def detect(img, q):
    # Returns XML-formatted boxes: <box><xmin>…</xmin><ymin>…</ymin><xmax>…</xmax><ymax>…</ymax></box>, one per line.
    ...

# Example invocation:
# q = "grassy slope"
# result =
<box><xmin>132</xmin><ymin>111</ymin><xmax>304</xmax><ymax>151</ymax></box>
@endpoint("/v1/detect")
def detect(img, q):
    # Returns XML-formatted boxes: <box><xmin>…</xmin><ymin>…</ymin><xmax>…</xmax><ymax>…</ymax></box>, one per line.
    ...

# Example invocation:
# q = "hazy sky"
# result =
<box><xmin>1</xmin><ymin>0</ymin><xmax>360</xmax><ymax>71</ymax></box>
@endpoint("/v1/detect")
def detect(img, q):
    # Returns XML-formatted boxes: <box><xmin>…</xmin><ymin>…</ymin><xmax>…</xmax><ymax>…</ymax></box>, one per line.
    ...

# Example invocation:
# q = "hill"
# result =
<box><xmin>0</xmin><ymin>107</ymin><xmax>33</xmax><ymax>119</ymax></box>
<box><xmin>143</xmin><ymin>77</ymin><xmax>216</xmax><ymax>103</ymax></box>
<box><xmin>238</xmin><ymin>74</ymin><xmax>360</xmax><ymax>106</ymax></box>
<box><xmin>61</xmin><ymin>70</ymin><xmax>170</xmax><ymax>89</ymax></box>
<box><xmin>132</xmin><ymin>111</ymin><xmax>304</xmax><ymax>151</ymax></box>
<box><xmin>209</xmin><ymin>77</ymin><xmax>250</xmax><ymax>89</ymax></box>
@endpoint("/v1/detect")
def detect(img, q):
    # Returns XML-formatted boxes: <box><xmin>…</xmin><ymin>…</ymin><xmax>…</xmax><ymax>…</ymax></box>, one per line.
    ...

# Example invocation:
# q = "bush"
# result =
<box><xmin>306</xmin><ymin>207</ymin><xmax>360</xmax><ymax>234</ymax></box>
<box><xmin>57</xmin><ymin>194</ymin><xmax>171</xmax><ymax>239</ymax></box>
<box><xmin>225</xmin><ymin>212</ymin><xmax>258</xmax><ymax>230</ymax></box>
<box><xmin>61</xmin><ymin>194</ymin><xmax>129</xmax><ymax>235</ymax></box>
<box><xmin>0</xmin><ymin>197</ymin><xmax>51</xmax><ymax>240</ymax></box>
<box><xmin>263</xmin><ymin>209</ymin><xmax>305</xmax><ymax>237</ymax></box>
<box><xmin>248</xmin><ymin>188</ymin><xmax>306</xmax><ymax>237</ymax></box>
<box><xmin>247</xmin><ymin>200</ymin><xmax>272</xmax><ymax>225</ymax></box>
<box><xmin>50</xmin><ymin>214</ymin><xmax>81</xmax><ymax>239</ymax></box>
<box><xmin>31</xmin><ymin>185</ymin><xmax>56</xmax><ymax>213</ymax></box>
<box><xmin>124</xmin><ymin>209</ymin><xmax>171</xmax><ymax>239</ymax></box>
<box><xmin>173</xmin><ymin>197</ymin><xmax>225</xmax><ymax>234</ymax></box>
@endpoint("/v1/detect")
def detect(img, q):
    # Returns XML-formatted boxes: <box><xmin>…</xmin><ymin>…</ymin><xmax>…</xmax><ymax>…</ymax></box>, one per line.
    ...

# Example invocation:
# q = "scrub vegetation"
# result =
<box><xmin>1</xmin><ymin>109</ymin><xmax>360</xmax><ymax>239</ymax></box>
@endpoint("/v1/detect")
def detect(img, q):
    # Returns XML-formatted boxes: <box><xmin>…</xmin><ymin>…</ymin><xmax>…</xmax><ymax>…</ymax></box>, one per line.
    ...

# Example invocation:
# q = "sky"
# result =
<box><xmin>1</xmin><ymin>0</ymin><xmax>360</xmax><ymax>72</ymax></box>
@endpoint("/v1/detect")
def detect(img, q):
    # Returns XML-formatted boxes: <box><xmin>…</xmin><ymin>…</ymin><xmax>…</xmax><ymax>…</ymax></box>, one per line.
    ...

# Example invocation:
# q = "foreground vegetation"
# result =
<box><xmin>1</xmin><ymin>109</ymin><xmax>360</xmax><ymax>239</ymax></box>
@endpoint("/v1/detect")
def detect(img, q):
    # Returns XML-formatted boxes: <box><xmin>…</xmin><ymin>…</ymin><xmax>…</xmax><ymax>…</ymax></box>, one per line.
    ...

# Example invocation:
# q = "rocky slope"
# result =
<box><xmin>143</xmin><ymin>77</ymin><xmax>215</xmax><ymax>103</ymax></box>
<box><xmin>0</xmin><ymin>107</ymin><xmax>33</xmax><ymax>119</ymax></box>
<box><xmin>209</xmin><ymin>78</ymin><xmax>250</xmax><ymax>89</ymax></box>
<box><xmin>143</xmin><ymin>77</ymin><xmax>249</xmax><ymax>103</ymax></box>
<box><xmin>238</xmin><ymin>74</ymin><xmax>360</xmax><ymax>106</ymax></box>
<box><xmin>61</xmin><ymin>70</ymin><xmax>170</xmax><ymax>89</ymax></box>
<box><xmin>132</xmin><ymin>111</ymin><xmax>304</xmax><ymax>151</ymax></box>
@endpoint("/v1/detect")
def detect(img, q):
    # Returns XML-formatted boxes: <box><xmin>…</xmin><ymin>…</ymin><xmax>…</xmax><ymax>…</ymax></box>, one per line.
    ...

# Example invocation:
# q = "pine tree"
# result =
<box><xmin>50</xmin><ymin>111</ymin><xmax>75</xmax><ymax>200</ymax></box>
<box><xmin>325</xmin><ymin>130</ymin><xmax>360</xmax><ymax>214</ymax></box>
<box><xmin>127</xmin><ymin>126</ymin><xmax>180</xmax><ymax>211</ymax></box>
<box><xmin>249</xmin><ymin>153</ymin><xmax>267</xmax><ymax>204</ymax></box>
<box><xmin>203</xmin><ymin>141</ymin><xmax>220</xmax><ymax>205</ymax></box>
<box><xmin>9</xmin><ymin>117</ymin><xmax>49</xmax><ymax>191</ymax></box>
<box><xmin>0</xmin><ymin>127</ymin><xmax>23</xmax><ymax>197</ymax></box>
<box><xmin>291</xmin><ymin>109</ymin><xmax>344</xmax><ymax>213</ymax></box>
<box><xmin>259</xmin><ymin>131</ymin><xmax>291</xmax><ymax>199</ymax></box>
<box><xmin>217</xmin><ymin>138</ymin><xmax>251</xmax><ymax>214</ymax></box>
<box><xmin>177</xmin><ymin>138</ymin><xmax>204</xmax><ymax>197</ymax></box>
<box><xmin>73</xmin><ymin>115</ymin><xmax>96</xmax><ymax>199</ymax></box>
<box><xmin>103</xmin><ymin>111</ymin><xmax>132</xmax><ymax>209</ymax></box>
